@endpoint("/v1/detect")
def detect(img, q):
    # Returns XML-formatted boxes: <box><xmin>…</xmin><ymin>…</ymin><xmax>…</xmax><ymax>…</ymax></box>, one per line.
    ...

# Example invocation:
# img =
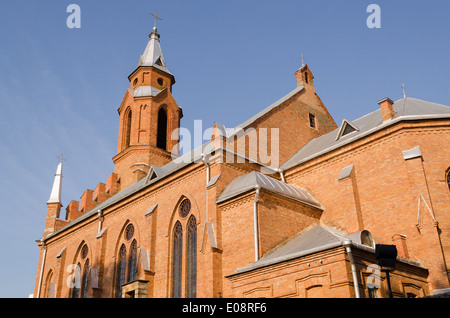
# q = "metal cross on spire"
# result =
<box><xmin>150</xmin><ymin>10</ymin><xmax>162</xmax><ymax>28</ymax></box>
<box><xmin>402</xmin><ymin>83</ymin><xmax>407</xmax><ymax>98</ymax></box>
<box><xmin>57</xmin><ymin>153</ymin><xmax>66</xmax><ymax>163</ymax></box>
<box><xmin>301</xmin><ymin>54</ymin><xmax>305</xmax><ymax>67</ymax></box>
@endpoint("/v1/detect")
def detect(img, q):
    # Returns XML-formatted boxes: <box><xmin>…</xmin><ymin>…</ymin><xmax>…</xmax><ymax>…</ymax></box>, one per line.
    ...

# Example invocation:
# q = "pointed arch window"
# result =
<box><xmin>128</xmin><ymin>240</ymin><xmax>138</xmax><ymax>282</ymax></box>
<box><xmin>186</xmin><ymin>216</ymin><xmax>197</xmax><ymax>298</ymax></box>
<box><xmin>81</xmin><ymin>259</ymin><xmax>90</xmax><ymax>298</ymax></box>
<box><xmin>172</xmin><ymin>222</ymin><xmax>183</xmax><ymax>298</ymax></box>
<box><xmin>72</xmin><ymin>262</ymin><xmax>81</xmax><ymax>298</ymax></box>
<box><xmin>116</xmin><ymin>244</ymin><xmax>127</xmax><ymax>298</ymax></box>
<box><xmin>157</xmin><ymin>108</ymin><xmax>168</xmax><ymax>150</ymax></box>
<box><xmin>45</xmin><ymin>270</ymin><xmax>54</xmax><ymax>298</ymax></box>
<box><xmin>447</xmin><ymin>168</ymin><xmax>450</xmax><ymax>191</ymax></box>
<box><xmin>124</xmin><ymin>109</ymin><xmax>132</xmax><ymax>149</ymax></box>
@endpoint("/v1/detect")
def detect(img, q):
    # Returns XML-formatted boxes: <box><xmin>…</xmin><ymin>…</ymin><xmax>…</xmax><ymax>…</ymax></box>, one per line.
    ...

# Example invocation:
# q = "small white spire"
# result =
<box><xmin>47</xmin><ymin>155</ymin><xmax>64</xmax><ymax>204</ymax></box>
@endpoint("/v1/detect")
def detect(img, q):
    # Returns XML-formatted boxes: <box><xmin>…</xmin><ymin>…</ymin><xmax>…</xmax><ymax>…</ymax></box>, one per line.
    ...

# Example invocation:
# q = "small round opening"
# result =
<box><xmin>133</xmin><ymin>78</ymin><xmax>138</xmax><ymax>86</ymax></box>
<box><xmin>157</xmin><ymin>78</ymin><xmax>164</xmax><ymax>86</ymax></box>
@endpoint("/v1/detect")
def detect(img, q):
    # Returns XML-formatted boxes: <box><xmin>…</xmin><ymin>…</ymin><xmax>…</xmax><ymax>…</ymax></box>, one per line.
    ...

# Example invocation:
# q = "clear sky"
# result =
<box><xmin>0</xmin><ymin>0</ymin><xmax>449</xmax><ymax>298</ymax></box>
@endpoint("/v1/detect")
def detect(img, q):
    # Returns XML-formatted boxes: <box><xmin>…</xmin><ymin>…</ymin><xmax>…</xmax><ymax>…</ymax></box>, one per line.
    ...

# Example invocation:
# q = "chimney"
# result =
<box><xmin>392</xmin><ymin>234</ymin><xmax>409</xmax><ymax>259</ymax></box>
<box><xmin>378</xmin><ymin>97</ymin><xmax>396</xmax><ymax>121</ymax></box>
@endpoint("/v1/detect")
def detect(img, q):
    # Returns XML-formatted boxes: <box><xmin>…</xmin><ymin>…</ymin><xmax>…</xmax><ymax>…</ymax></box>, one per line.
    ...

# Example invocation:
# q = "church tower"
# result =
<box><xmin>113</xmin><ymin>21</ymin><xmax>183</xmax><ymax>189</ymax></box>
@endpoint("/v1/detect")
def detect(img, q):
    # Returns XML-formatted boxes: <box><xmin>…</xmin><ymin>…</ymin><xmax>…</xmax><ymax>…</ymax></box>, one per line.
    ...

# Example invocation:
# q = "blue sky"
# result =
<box><xmin>0</xmin><ymin>0</ymin><xmax>449</xmax><ymax>297</ymax></box>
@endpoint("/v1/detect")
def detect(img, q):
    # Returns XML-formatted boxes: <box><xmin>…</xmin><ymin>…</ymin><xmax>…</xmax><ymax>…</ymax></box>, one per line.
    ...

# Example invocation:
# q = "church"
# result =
<box><xmin>33</xmin><ymin>21</ymin><xmax>450</xmax><ymax>298</ymax></box>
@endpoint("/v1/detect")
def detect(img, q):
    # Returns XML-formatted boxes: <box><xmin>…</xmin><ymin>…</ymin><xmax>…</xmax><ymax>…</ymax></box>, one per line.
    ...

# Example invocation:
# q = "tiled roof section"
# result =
<box><xmin>216</xmin><ymin>171</ymin><xmax>322</xmax><ymax>209</ymax></box>
<box><xmin>281</xmin><ymin>97</ymin><xmax>450</xmax><ymax>170</ymax></box>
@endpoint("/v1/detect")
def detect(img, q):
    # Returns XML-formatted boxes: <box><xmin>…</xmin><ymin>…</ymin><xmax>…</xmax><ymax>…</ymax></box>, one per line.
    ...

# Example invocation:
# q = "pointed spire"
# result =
<box><xmin>47</xmin><ymin>156</ymin><xmax>64</xmax><ymax>205</ymax></box>
<box><xmin>137</xmin><ymin>11</ymin><xmax>172</xmax><ymax>75</ymax></box>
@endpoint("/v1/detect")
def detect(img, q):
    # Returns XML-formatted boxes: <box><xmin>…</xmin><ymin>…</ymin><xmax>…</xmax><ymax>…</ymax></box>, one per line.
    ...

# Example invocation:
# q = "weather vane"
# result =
<box><xmin>301</xmin><ymin>54</ymin><xmax>305</xmax><ymax>67</ymax></box>
<box><xmin>402</xmin><ymin>83</ymin><xmax>406</xmax><ymax>98</ymax></box>
<box><xmin>150</xmin><ymin>10</ymin><xmax>162</xmax><ymax>28</ymax></box>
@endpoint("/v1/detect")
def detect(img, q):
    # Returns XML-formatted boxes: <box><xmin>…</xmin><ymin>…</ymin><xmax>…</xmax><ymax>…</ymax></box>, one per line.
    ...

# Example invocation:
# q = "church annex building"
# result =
<box><xmin>33</xmin><ymin>24</ymin><xmax>450</xmax><ymax>298</ymax></box>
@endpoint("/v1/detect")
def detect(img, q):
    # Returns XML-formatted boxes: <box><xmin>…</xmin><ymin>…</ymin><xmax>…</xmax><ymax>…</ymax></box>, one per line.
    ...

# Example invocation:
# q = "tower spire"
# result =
<box><xmin>47</xmin><ymin>155</ymin><xmax>64</xmax><ymax>204</ymax></box>
<box><xmin>137</xmin><ymin>10</ymin><xmax>171</xmax><ymax>75</ymax></box>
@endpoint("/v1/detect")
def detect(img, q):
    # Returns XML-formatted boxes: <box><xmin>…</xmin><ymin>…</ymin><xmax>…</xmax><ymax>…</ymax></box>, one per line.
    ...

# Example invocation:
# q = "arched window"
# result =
<box><xmin>124</xmin><ymin>109</ymin><xmax>132</xmax><ymax>149</ymax></box>
<box><xmin>45</xmin><ymin>270</ymin><xmax>54</xmax><ymax>298</ymax></box>
<box><xmin>447</xmin><ymin>169</ymin><xmax>450</xmax><ymax>191</ymax></box>
<box><xmin>186</xmin><ymin>216</ymin><xmax>197</xmax><ymax>298</ymax></box>
<box><xmin>157</xmin><ymin>108</ymin><xmax>168</xmax><ymax>150</ymax></box>
<box><xmin>116</xmin><ymin>244</ymin><xmax>127</xmax><ymax>298</ymax></box>
<box><xmin>81</xmin><ymin>259</ymin><xmax>90</xmax><ymax>298</ymax></box>
<box><xmin>72</xmin><ymin>262</ymin><xmax>81</xmax><ymax>298</ymax></box>
<box><xmin>128</xmin><ymin>240</ymin><xmax>138</xmax><ymax>282</ymax></box>
<box><xmin>172</xmin><ymin>222</ymin><xmax>183</xmax><ymax>298</ymax></box>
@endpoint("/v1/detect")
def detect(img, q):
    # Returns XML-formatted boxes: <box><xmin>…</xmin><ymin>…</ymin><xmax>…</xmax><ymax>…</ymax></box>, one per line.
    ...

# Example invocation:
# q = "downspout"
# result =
<box><xmin>253</xmin><ymin>185</ymin><xmax>261</xmax><ymax>262</ymax></box>
<box><xmin>201</xmin><ymin>153</ymin><xmax>210</xmax><ymax>222</ymax></box>
<box><xmin>201</xmin><ymin>153</ymin><xmax>210</xmax><ymax>253</ymax></box>
<box><xmin>278</xmin><ymin>168</ymin><xmax>285</xmax><ymax>183</ymax></box>
<box><xmin>36</xmin><ymin>239</ymin><xmax>47</xmax><ymax>298</ymax></box>
<box><xmin>97</xmin><ymin>210</ymin><xmax>103</xmax><ymax>234</ymax></box>
<box><xmin>344</xmin><ymin>240</ymin><xmax>360</xmax><ymax>298</ymax></box>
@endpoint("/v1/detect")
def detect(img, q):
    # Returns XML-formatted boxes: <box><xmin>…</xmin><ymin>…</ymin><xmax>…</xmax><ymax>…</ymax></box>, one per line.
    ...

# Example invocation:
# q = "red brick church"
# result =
<box><xmin>33</xmin><ymin>23</ymin><xmax>450</xmax><ymax>298</ymax></box>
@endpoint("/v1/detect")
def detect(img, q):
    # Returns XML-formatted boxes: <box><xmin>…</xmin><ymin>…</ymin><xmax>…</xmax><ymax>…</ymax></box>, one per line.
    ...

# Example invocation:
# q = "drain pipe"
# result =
<box><xmin>201</xmin><ymin>153</ymin><xmax>210</xmax><ymax>222</ymax></box>
<box><xmin>253</xmin><ymin>185</ymin><xmax>261</xmax><ymax>262</ymax></box>
<box><xmin>36</xmin><ymin>239</ymin><xmax>47</xmax><ymax>298</ymax></box>
<box><xmin>278</xmin><ymin>168</ymin><xmax>285</xmax><ymax>183</ymax></box>
<box><xmin>344</xmin><ymin>240</ymin><xmax>360</xmax><ymax>298</ymax></box>
<box><xmin>200</xmin><ymin>153</ymin><xmax>211</xmax><ymax>253</ymax></box>
<box><xmin>97</xmin><ymin>210</ymin><xmax>103</xmax><ymax>234</ymax></box>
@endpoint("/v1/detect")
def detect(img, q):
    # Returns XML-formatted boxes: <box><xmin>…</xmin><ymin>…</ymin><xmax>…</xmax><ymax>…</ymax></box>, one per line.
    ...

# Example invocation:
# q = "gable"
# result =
<box><xmin>335</xmin><ymin>119</ymin><xmax>359</xmax><ymax>141</ymax></box>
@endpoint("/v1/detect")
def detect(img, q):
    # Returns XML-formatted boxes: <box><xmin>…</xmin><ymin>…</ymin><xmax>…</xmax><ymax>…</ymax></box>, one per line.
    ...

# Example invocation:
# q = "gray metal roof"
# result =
<box><xmin>130</xmin><ymin>86</ymin><xmax>162</xmax><ymax>98</ymax></box>
<box><xmin>137</xmin><ymin>27</ymin><xmax>173</xmax><ymax>76</ymax></box>
<box><xmin>233</xmin><ymin>225</ymin><xmax>356</xmax><ymax>274</ymax></box>
<box><xmin>232</xmin><ymin>224</ymin><xmax>426</xmax><ymax>275</ymax></box>
<box><xmin>216</xmin><ymin>170</ymin><xmax>322</xmax><ymax>209</ymax></box>
<box><xmin>281</xmin><ymin>97</ymin><xmax>450</xmax><ymax>170</ymax></box>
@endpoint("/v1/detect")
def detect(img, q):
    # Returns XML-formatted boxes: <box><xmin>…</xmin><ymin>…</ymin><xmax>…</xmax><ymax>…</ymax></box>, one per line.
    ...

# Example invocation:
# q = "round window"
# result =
<box><xmin>157</xmin><ymin>78</ymin><xmax>164</xmax><ymax>86</ymax></box>
<box><xmin>179</xmin><ymin>199</ymin><xmax>191</xmax><ymax>218</ymax></box>
<box><xmin>133</xmin><ymin>78</ymin><xmax>138</xmax><ymax>86</ymax></box>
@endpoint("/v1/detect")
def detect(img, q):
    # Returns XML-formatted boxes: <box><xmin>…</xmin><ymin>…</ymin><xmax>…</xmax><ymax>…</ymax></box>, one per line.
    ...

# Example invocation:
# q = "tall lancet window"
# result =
<box><xmin>157</xmin><ymin>108</ymin><xmax>167</xmax><ymax>150</ymax></box>
<box><xmin>172</xmin><ymin>222</ymin><xmax>183</xmax><ymax>298</ymax></box>
<box><xmin>447</xmin><ymin>168</ymin><xmax>450</xmax><ymax>191</ymax></box>
<box><xmin>128</xmin><ymin>239</ymin><xmax>138</xmax><ymax>282</ymax></box>
<box><xmin>124</xmin><ymin>109</ymin><xmax>132</xmax><ymax>149</ymax></box>
<box><xmin>116</xmin><ymin>244</ymin><xmax>127</xmax><ymax>298</ymax></box>
<box><xmin>72</xmin><ymin>262</ymin><xmax>81</xmax><ymax>298</ymax></box>
<box><xmin>186</xmin><ymin>216</ymin><xmax>197</xmax><ymax>298</ymax></box>
<box><xmin>81</xmin><ymin>259</ymin><xmax>90</xmax><ymax>298</ymax></box>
